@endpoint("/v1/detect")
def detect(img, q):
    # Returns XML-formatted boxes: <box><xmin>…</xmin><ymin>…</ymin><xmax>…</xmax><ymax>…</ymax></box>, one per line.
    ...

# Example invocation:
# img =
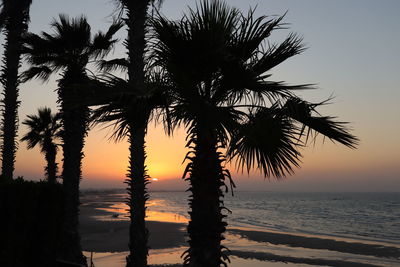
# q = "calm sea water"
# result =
<box><xmin>146</xmin><ymin>191</ymin><xmax>400</xmax><ymax>245</ymax></box>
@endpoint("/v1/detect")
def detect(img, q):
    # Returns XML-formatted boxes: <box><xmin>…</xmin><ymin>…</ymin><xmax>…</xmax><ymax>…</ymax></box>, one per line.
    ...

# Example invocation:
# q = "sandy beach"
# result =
<box><xmin>79</xmin><ymin>191</ymin><xmax>400</xmax><ymax>267</ymax></box>
<box><xmin>80</xmin><ymin>203</ymin><xmax>186</xmax><ymax>252</ymax></box>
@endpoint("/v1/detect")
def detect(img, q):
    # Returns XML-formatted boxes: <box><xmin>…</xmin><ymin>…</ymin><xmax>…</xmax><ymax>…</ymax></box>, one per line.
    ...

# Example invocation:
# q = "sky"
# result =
<box><xmin>1</xmin><ymin>0</ymin><xmax>399</xmax><ymax>191</ymax></box>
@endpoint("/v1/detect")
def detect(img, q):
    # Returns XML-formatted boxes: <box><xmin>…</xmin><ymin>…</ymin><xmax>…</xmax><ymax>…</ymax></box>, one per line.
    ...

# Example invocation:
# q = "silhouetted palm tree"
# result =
<box><xmin>0</xmin><ymin>0</ymin><xmax>32</xmax><ymax>181</ymax></box>
<box><xmin>90</xmin><ymin>69</ymin><xmax>170</xmax><ymax>267</ymax></box>
<box><xmin>111</xmin><ymin>1</ymin><xmax>164</xmax><ymax>266</ymax></box>
<box><xmin>21</xmin><ymin>107</ymin><xmax>61</xmax><ymax>183</ymax></box>
<box><xmin>22</xmin><ymin>15</ymin><xmax>122</xmax><ymax>265</ymax></box>
<box><xmin>152</xmin><ymin>1</ymin><xmax>358</xmax><ymax>266</ymax></box>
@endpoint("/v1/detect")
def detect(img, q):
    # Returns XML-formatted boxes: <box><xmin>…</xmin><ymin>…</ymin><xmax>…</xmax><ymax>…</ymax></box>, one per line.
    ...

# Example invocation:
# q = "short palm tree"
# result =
<box><xmin>21</xmin><ymin>107</ymin><xmax>61</xmax><ymax>183</ymax></box>
<box><xmin>152</xmin><ymin>1</ymin><xmax>358</xmax><ymax>266</ymax></box>
<box><xmin>0</xmin><ymin>0</ymin><xmax>33</xmax><ymax>181</ymax></box>
<box><xmin>22</xmin><ymin>15</ymin><xmax>122</xmax><ymax>264</ymax></box>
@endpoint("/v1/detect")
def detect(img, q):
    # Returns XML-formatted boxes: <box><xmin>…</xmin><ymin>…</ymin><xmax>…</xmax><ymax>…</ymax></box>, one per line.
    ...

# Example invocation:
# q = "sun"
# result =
<box><xmin>152</xmin><ymin>178</ymin><xmax>159</xmax><ymax>181</ymax></box>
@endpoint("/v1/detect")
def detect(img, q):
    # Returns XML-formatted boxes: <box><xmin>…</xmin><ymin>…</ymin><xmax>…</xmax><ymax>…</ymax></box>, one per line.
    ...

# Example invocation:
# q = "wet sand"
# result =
<box><xmin>80</xmin><ymin>194</ymin><xmax>400</xmax><ymax>267</ymax></box>
<box><xmin>229</xmin><ymin>228</ymin><xmax>400</xmax><ymax>259</ymax></box>
<box><xmin>80</xmin><ymin>203</ymin><xmax>187</xmax><ymax>252</ymax></box>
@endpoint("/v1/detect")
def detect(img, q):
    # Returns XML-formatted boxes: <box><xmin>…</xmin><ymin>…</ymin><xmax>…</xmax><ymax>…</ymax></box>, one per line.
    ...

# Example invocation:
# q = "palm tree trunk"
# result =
<box><xmin>58</xmin><ymin>103</ymin><xmax>88</xmax><ymax>265</ymax></box>
<box><xmin>44</xmin><ymin>140</ymin><xmax>58</xmax><ymax>184</ymax></box>
<box><xmin>184</xmin><ymin>124</ymin><xmax>228</xmax><ymax>267</ymax></box>
<box><xmin>124</xmin><ymin>1</ymin><xmax>151</xmax><ymax>266</ymax></box>
<box><xmin>126</xmin><ymin>120</ymin><xmax>149</xmax><ymax>267</ymax></box>
<box><xmin>126</xmin><ymin>0</ymin><xmax>149</xmax><ymax>90</ymax></box>
<box><xmin>0</xmin><ymin>12</ymin><xmax>27</xmax><ymax>181</ymax></box>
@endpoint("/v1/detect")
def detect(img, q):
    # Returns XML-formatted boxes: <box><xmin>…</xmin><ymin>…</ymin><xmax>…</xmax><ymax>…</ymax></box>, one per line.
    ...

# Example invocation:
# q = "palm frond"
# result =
<box><xmin>90</xmin><ymin>20</ymin><xmax>124</xmax><ymax>59</ymax></box>
<box><xmin>233</xmin><ymin>10</ymin><xmax>285</xmax><ymax>61</ymax></box>
<box><xmin>20</xmin><ymin>107</ymin><xmax>61</xmax><ymax>151</ymax></box>
<box><xmin>246</xmin><ymin>80</ymin><xmax>314</xmax><ymax>103</ymax></box>
<box><xmin>90</xmin><ymin>100</ymin><xmax>131</xmax><ymax>142</ymax></box>
<box><xmin>20</xmin><ymin>130</ymin><xmax>41</xmax><ymax>149</ymax></box>
<box><xmin>61</xmin><ymin>75</ymin><xmax>126</xmax><ymax>108</ymax></box>
<box><xmin>283</xmin><ymin>97</ymin><xmax>358</xmax><ymax>148</ymax></box>
<box><xmin>97</xmin><ymin>58</ymin><xmax>129</xmax><ymax>72</ymax></box>
<box><xmin>251</xmin><ymin>33</ymin><xmax>305</xmax><ymax>74</ymax></box>
<box><xmin>20</xmin><ymin>66</ymin><xmax>53</xmax><ymax>83</ymax></box>
<box><xmin>227</xmin><ymin>106</ymin><xmax>302</xmax><ymax>178</ymax></box>
<box><xmin>51</xmin><ymin>14</ymin><xmax>91</xmax><ymax>51</ymax></box>
<box><xmin>22</xmin><ymin>14</ymin><xmax>122</xmax><ymax>91</ymax></box>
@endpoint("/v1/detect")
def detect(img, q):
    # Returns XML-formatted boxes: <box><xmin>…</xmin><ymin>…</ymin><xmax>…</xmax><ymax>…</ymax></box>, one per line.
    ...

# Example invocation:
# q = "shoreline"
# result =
<box><xmin>80</xmin><ymin>203</ymin><xmax>187</xmax><ymax>252</ymax></box>
<box><xmin>80</xmin><ymin>193</ymin><xmax>400</xmax><ymax>266</ymax></box>
<box><xmin>80</xmin><ymin>202</ymin><xmax>400</xmax><ymax>257</ymax></box>
<box><xmin>229</xmin><ymin>228</ymin><xmax>400</xmax><ymax>260</ymax></box>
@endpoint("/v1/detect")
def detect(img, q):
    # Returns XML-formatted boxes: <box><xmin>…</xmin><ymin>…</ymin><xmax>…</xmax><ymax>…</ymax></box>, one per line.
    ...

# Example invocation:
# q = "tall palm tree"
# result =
<box><xmin>151</xmin><ymin>1</ymin><xmax>358</xmax><ymax>266</ymax></box>
<box><xmin>20</xmin><ymin>107</ymin><xmax>61</xmax><ymax>183</ymax></box>
<box><xmin>89</xmin><ymin>69</ymin><xmax>170</xmax><ymax>267</ymax></box>
<box><xmin>22</xmin><ymin>15</ymin><xmax>122</xmax><ymax>264</ymax></box>
<box><xmin>112</xmin><ymin>1</ymin><xmax>164</xmax><ymax>266</ymax></box>
<box><xmin>0</xmin><ymin>0</ymin><xmax>33</xmax><ymax>181</ymax></box>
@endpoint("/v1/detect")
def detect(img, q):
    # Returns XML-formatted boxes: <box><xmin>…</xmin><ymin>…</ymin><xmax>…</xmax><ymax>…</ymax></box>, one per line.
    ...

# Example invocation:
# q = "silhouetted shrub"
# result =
<box><xmin>0</xmin><ymin>178</ymin><xmax>64</xmax><ymax>267</ymax></box>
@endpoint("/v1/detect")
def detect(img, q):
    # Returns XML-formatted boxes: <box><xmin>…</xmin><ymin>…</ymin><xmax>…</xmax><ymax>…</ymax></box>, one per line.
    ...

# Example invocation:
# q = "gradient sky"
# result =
<box><xmin>1</xmin><ymin>0</ymin><xmax>399</xmax><ymax>191</ymax></box>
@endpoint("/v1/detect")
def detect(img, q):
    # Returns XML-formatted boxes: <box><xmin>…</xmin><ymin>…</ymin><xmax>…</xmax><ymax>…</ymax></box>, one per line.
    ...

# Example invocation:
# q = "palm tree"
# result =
<box><xmin>22</xmin><ymin>15</ymin><xmax>122</xmax><ymax>264</ymax></box>
<box><xmin>0</xmin><ymin>0</ymin><xmax>33</xmax><ymax>181</ymax></box>
<box><xmin>151</xmin><ymin>1</ymin><xmax>358</xmax><ymax>266</ymax></box>
<box><xmin>111</xmin><ymin>1</ymin><xmax>164</xmax><ymax>266</ymax></box>
<box><xmin>89</xmin><ymin>69</ymin><xmax>170</xmax><ymax>267</ymax></box>
<box><xmin>20</xmin><ymin>107</ymin><xmax>61</xmax><ymax>183</ymax></box>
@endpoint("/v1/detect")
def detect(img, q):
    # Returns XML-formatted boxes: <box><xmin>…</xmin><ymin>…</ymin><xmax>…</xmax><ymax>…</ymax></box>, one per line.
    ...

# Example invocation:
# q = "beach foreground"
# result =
<box><xmin>80</xmin><ymin>191</ymin><xmax>400</xmax><ymax>267</ymax></box>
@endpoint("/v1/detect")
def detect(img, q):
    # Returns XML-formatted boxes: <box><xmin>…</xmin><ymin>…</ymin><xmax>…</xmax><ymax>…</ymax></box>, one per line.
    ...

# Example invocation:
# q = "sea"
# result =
<box><xmin>124</xmin><ymin>191</ymin><xmax>398</xmax><ymax>246</ymax></box>
<box><xmin>82</xmin><ymin>190</ymin><xmax>400</xmax><ymax>266</ymax></box>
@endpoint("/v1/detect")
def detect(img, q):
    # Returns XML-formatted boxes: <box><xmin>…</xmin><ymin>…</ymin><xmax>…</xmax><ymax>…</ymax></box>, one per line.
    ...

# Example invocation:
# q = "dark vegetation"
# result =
<box><xmin>0</xmin><ymin>178</ymin><xmax>64</xmax><ymax>267</ymax></box>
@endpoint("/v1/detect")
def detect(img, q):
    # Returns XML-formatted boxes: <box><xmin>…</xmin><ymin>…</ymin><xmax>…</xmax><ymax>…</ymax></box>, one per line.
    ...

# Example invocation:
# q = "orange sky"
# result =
<box><xmin>14</xmin><ymin>119</ymin><xmax>400</xmax><ymax>191</ymax></box>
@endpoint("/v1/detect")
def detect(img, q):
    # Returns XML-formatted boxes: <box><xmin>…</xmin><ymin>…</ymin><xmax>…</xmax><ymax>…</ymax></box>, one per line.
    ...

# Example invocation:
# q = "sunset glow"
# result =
<box><xmin>4</xmin><ymin>0</ymin><xmax>398</xmax><ymax>191</ymax></box>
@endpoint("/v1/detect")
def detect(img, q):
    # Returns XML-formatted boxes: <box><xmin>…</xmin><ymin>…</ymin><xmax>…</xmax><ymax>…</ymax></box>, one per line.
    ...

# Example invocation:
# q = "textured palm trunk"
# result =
<box><xmin>0</xmin><ymin>12</ymin><xmax>27</xmax><ymax>181</ymax></box>
<box><xmin>58</xmin><ymin>104</ymin><xmax>88</xmax><ymax>265</ymax></box>
<box><xmin>126</xmin><ymin>120</ymin><xmax>149</xmax><ymax>267</ymax></box>
<box><xmin>44</xmin><ymin>139</ymin><xmax>58</xmax><ymax>184</ymax></box>
<box><xmin>184</xmin><ymin>123</ymin><xmax>228</xmax><ymax>267</ymax></box>
<box><xmin>125</xmin><ymin>1</ymin><xmax>151</xmax><ymax>267</ymax></box>
<box><xmin>57</xmin><ymin>76</ymin><xmax>88</xmax><ymax>265</ymax></box>
<box><xmin>126</xmin><ymin>0</ymin><xmax>149</xmax><ymax>89</ymax></box>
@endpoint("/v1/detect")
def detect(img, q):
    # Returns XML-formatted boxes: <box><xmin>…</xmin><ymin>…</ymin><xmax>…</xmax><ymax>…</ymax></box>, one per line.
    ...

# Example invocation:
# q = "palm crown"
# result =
<box><xmin>152</xmin><ymin>1</ymin><xmax>358</xmax><ymax>177</ymax></box>
<box><xmin>22</xmin><ymin>14</ymin><xmax>122</xmax><ymax>85</ymax></box>
<box><xmin>21</xmin><ymin>107</ymin><xmax>61</xmax><ymax>152</ymax></box>
<box><xmin>20</xmin><ymin>107</ymin><xmax>61</xmax><ymax>183</ymax></box>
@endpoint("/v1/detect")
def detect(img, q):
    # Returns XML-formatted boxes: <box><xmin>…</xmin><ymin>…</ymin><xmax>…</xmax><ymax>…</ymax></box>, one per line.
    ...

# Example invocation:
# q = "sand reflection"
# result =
<box><xmin>96</xmin><ymin>201</ymin><xmax>188</xmax><ymax>223</ymax></box>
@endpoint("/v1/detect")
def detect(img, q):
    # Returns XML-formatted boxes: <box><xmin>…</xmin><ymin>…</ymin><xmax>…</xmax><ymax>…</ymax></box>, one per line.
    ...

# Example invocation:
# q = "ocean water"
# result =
<box><xmin>82</xmin><ymin>190</ymin><xmax>400</xmax><ymax>266</ymax></box>
<box><xmin>145</xmin><ymin>191</ymin><xmax>400</xmax><ymax>246</ymax></box>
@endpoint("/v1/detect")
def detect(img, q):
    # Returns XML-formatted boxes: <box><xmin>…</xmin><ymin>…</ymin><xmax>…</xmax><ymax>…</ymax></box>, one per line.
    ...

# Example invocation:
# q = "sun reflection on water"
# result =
<box><xmin>96</xmin><ymin>200</ymin><xmax>188</xmax><ymax>223</ymax></box>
